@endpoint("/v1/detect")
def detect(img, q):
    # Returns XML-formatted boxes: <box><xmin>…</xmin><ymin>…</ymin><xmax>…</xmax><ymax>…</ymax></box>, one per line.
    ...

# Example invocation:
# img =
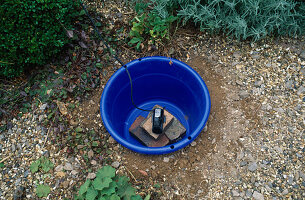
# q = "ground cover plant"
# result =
<box><xmin>130</xmin><ymin>0</ymin><xmax>305</xmax><ymax>42</ymax></box>
<box><xmin>0</xmin><ymin>0</ymin><xmax>79</xmax><ymax>77</ymax></box>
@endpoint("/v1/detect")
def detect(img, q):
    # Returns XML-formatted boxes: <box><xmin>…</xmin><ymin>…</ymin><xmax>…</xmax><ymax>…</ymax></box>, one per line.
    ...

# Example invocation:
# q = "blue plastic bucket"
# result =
<box><xmin>100</xmin><ymin>56</ymin><xmax>210</xmax><ymax>154</ymax></box>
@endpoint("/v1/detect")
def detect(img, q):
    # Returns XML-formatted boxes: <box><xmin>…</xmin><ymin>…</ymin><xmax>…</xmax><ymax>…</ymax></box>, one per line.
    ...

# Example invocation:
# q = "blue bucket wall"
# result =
<box><xmin>100</xmin><ymin>56</ymin><xmax>211</xmax><ymax>154</ymax></box>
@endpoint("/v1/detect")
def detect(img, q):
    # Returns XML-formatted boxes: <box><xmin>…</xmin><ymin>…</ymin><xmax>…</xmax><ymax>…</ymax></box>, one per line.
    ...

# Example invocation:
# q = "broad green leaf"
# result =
<box><xmin>75</xmin><ymin>194</ymin><xmax>85</xmax><ymax>200</ymax></box>
<box><xmin>131</xmin><ymin>195</ymin><xmax>143</xmax><ymax>200</ymax></box>
<box><xmin>144</xmin><ymin>194</ymin><xmax>151</xmax><ymax>200</ymax></box>
<box><xmin>75</xmin><ymin>127</ymin><xmax>83</xmax><ymax>133</ymax></box>
<box><xmin>117</xmin><ymin>185</ymin><xmax>136</xmax><ymax>199</ymax></box>
<box><xmin>98</xmin><ymin>197</ymin><xmax>106</xmax><ymax>200</ymax></box>
<box><xmin>136</xmin><ymin>42</ymin><xmax>141</xmax><ymax>49</ymax></box>
<box><xmin>129</xmin><ymin>37</ymin><xmax>141</xmax><ymax>44</ymax></box>
<box><xmin>30</xmin><ymin>160</ymin><xmax>40</xmax><ymax>173</ymax></box>
<box><xmin>85</xmin><ymin>186</ymin><xmax>98</xmax><ymax>200</ymax></box>
<box><xmin>92</xmin><ymin>177</ymin><xmax>112</xmax><ymax>190</ymax></box>
<box><xmin>101</xmin><ymin>181</ymin><xmax>117</xmax><ymax>196</ymax></box>
<box><xmin>92</xmin><ymin>141</ymin><xmax>99</xmax><ymax>147</ymax></box>
<box><xmin>0</xmin><ymin>162</ymin><xmax>4</xmax><ymax>168</ymax></box>
<box><xmin>41</xmin><ymin>157</ymin><xmax>54</xmax><ymax>172</ymax></box>
<box><xmin>96</xmin><ymin>166</ymin><xmax>115</xmax><ymax>179</ymax></box>
<box><xmin>79</xmin><ymin>180</ymin><xmax>91</xmax><ymax>195</ymax></box>
<box><xmin>116</xmin><ymin>176</ymin><xmax>129</xmax><ymax>188</ymax></box>
<box><xmin>36</xmin><ymin>184</ymin><xmax>50</xmax><ymax>198</ymax></box>
<box><xmin>109</xmin><ymin>194</ymin><xmax>120</xmax><ymax>200</ymax></box>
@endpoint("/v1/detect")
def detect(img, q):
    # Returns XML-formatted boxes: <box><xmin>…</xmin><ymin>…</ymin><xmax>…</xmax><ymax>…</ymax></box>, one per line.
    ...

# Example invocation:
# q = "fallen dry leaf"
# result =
<box><xmin>138</xmin><ymin>170</ymin><xmax>148</xmax><ymax>176</ymax></box>
<box><xmin>56</xmin><ymin>171</ymin><xmax>66</xmax><ymax>177</ymax></box>
<box><xmin>56</xmin><ymin>101</ymin><xmax>68</xmax><ymax>115</ymax></box>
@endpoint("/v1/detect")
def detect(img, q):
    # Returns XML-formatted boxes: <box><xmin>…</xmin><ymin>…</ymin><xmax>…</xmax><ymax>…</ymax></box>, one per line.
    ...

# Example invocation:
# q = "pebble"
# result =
<box><xmin>246</xmin><ymin>189</ymin><xmax>253</xmax><ymax>197</ymax></box>
<box><xmin>282</xmin><ymin>189</ymin><xmax>288</xmax><ymax>195</ymax></box>
<box><xmin>90</xmin><ymin>160</ymin><xmax>97</xmax><ymax>165</ymax></box>
<box><xmin>253</xmin><ymin>191</ymin><xmax>264</xmax><ymax>200</ymax></box>
<box><xmin>163</xmin><ymin>157</ymin><xmax>170</xmax><ymax>162</ymax></box>
<box><xmin>248</xmin><ymin>162</ymin><xmax>258</xmax><ymax>172</ymax></box>
<box><xmin>111</xmin><ymin>161</ymin><xmax>120</xmax><ymax>169</ymax></box>
<box><xmin>232</xmin><ymin>190</ymin><xmax>240</xmax><ymax>197</ymax></box>
<box><xmin>191</xmin><ymin>141</ymin><xmax>197</xmax><ymax>146</ymax></box>
<box><xmin>239</xmin><ymin>90</ymin><xmax>249</xmax><ymax>99</ymax></box>
<box><xmin>39</xmin><ymin>103</ymin><xmax>48</xmax><ymax>111</ymax></box>
<box><xmin>108</xmin><ymin>136</ymin><xmax>117</xmax><ymax>144</ymax></box>
<box><xmin>203</xmin><ymin>125</ymin><xmax>208</xmax><ymax>133</ymax></box>
<box><xmin>64</xmin><ymin>163</ymin><xmax>73</xmax><ymax>171</ymax></box>
<box><xmin>299</xmin><ymin>50</ymin><xmax>305</xmax><ymax>60</ymax></box>
<box><xmin>71</xmin><ymin>170</ymin><xmax>78</xmax><ymax>175</ymax></box>
<box><xmin>55</xmin><ymin>165</ymin><xmax>64</xmax><ymax>172</ymax></box>
<box><xmin>297</xmin><ymin>86</ymin><xmax>304</xmax><ymax>95</ymax></box>
<box><xmin>87</xmin><ymin>173</ymin><xmax>96</xmax><ymax>179</ymax></box>
<box><xmin>240</xmin><ymin>161</ymin><xmax>247</xmax><ymax>167</ymax></box>
<box><xmin>13</xmin><ymin>186</ymin><xmax>25</xmax><ymax>200</ymax></box>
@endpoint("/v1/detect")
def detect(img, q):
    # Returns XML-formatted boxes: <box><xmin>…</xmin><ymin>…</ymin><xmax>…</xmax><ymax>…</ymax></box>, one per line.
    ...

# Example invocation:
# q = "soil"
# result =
<box><xmin>74</xmin><ymin>54</ymin><xmax>260</xmax><ymax>199</ymax></box>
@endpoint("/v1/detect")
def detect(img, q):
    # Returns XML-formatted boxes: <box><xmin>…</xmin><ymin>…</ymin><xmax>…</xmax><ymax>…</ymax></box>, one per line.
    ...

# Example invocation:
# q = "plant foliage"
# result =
<box><xmin>30</xmin><ymin>156</ymin><xmax>54</xmax><ymax>173</ymax></box>
<box><xmin>36</xmin><ymin>184</ymin><xmax>51</xmax><ymax>198</ymax></box>
<box><xmin>128</xmin><ymin>2</ymin><xmax>178</xmax><ymax>49</ymax></box>
<box><xmin>0</xmin><ymin>0</ymin><xmax>79</xmax><ymax>77</ymax></box>
<box><xmin>130</xmin><ymin>0</ymin><xmax>305</xmax><ymax>41</ymax></box>
<box><xmin>75</xmin><ymin>166</ymin><xmax>144</xmax><ymax>200</ymax></box>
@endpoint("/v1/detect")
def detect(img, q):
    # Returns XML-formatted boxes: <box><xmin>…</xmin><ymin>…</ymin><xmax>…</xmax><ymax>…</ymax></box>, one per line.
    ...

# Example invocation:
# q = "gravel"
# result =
<box><xmin>248</xmin><ymin>162</ymin><xmax>258</xmax><ymax>172</ymax></box>
<box><xmin>253</xmin><ymin>191</ymin><xmax>264</xmax><ymax>200</ymax></box>
<box><xmin>0</xmin><ymin>5</ymin><xmax>304</xmax><ymax>199</ymax></box>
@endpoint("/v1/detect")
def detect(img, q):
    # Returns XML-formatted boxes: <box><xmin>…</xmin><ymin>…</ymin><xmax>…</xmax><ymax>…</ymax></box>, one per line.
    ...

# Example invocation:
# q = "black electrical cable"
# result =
<box><xmin>79</xmin><ymin>0</ymin><xmax>152</xmax><ymax>112</ymax></box>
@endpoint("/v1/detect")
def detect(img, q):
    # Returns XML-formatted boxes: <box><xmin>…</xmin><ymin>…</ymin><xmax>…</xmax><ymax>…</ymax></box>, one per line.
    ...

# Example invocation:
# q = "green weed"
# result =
<box><xmin>75</xmin><ymin>166</ymin><xmax>149</xmax><ymax>200</ymax></box>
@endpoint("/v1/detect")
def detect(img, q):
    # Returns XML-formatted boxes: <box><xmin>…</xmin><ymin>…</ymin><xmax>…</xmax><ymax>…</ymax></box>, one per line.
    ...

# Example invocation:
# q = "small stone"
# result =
<box><xmin>71</xmin><ymin>170</ymin><xmax>78</xmax><ymax>175</ymax></box>
<box><xmin>13</xmin><ymin>186</ymin><xmax>25</xmax><ymax>200</ymax></box>
<box><xmin>282</xmin><ymin>189</ymin><xmax>288</xmax><ymax>195</ymax></box>
<box><xmin>239</xmin><ymin>90</ymin><xmax>249</xmax><ymax>99</ymax></box>
<box><xmin>248</xmin><ymin>162</ymin><xmax>258</xmax><ymax>172</ymax></box>
<box><xmin>191</xmin><ymin>141</ymin><xmax>197</xmax><ymax>146</ymax></box>
<box><xmin>240</xmin><ymin>161</ymin><xmax>247</xmax><ymax>167</ymax></box>
<box><xmin>274</xmin><ymin>146</ymin><xmax>283</xmax><ymax>153</ymax></box>
<box><xmin>255</xmin><ymin>80</ymin><xmax>263</xmax><ymax>87</ymax></box>
<box><xmin>163</xmin><ymin>157</ymin><xmax>169</xmax><ymax>162</ymax></box>
<box><xmin>55</xmin><ymin>165</ymin><xmax>63</xmax><ymax>172</ymax></box>
<box><xmin>203</xmin><ymin>125</ymin><xmax>208</xmax><ymax>132</ymax></box>
<box><xmin>299</xmin><ymin>171</ymin><xmax>305</xmax><ymax>180</ymax></box>
<box><xmin>288</xmin><ymin>175</ymin><xmax>294</xmax><ymax>185</ymax></box>
<box><xmin>251</xmin><ymin>52</ymin><xmax>260</xmax><ymax>59</ymax></box>
<box><xmin>299</xmin><ymin>50</ymin><xmax>305</xmax><ymax>60</ymax></box>
<box><xmin>233</xmin><ymin>51</ymin><xmax>241</xmax><ymax>58</ymax></box>
<box><xmin>285</xmin><ymin>80</ymin><xmax>293</xmax><ymax>89</ymax></box>
<box><xmin>108</xmin><ymin>136</ymin><xmax>117</xmax><ymax>144</ymax></box>
<box><xmin>253</xmin><ymin>191</ymin><xmax>264</xmax><ymax>200</ymax></box>
<box><xmin>12</xmin><ymin>144</ymin><xmax>16</xmax><ymax>152</ymax></box>
<box><xmin>169</xmin><ymin>48</ymin><xmax>175</xmax><ymax>55</ymax></box>
<box><xmin>87</xmin><ymin>173</ymin><xmax>96</xmax><ymax>179</ymax></box>
<box><xmin>91</xmin><ymin>160</ymin><xmax>97</xmax><ymax>165</ymax></box>
<box><xmin>237</xmin><ymin>152</ymin><xmax>244</xmax><ymax>159</ymax></box>
<box><xmin>246</xmin><ymin>189</ymin><xmax>253</xmax><ymax>197</ymax></box>
<box><xmin>39</xmin><ymin>103</ymin><xmax>48</xmax><ymax>111</ymax></box>
<box><xmin>232</xmin><ymin>190</ymin><xmax>240</xmax><ymax>197</ymax></box>
<box><xmin>231</xmin><ymin>93</ymin><xmax>240</xmax><ymax>101</ymax></box>
<box><xmin>88</xmin><ymin>150</ymin><xmax>94</xmax><ymax>159</ymax></box>
<box><xmin>297</xmin><ymin>86</ymin><xmax>305</xmax><ymax>95</ymax></box>
<box><xmin>24</xmin><ymin>170</ymin><xmax>29</xmax><ymax>178</ymax></box>
<box><xmin>64</xmin><ymin>163</ymin><xmax>73</xmax><ymax>171</ymax></box>
<box><xmin>39</xmin><ymin>115</ymin><xmax>44</xmax><ymax>122</ymax></box>
<box><xmin>111</xmin><ymin>161</ymin><xmax>120</xmax><ymax>169</ymax></box>
<box><xmin>62</xmin><ymin>181</ymin><xmax>69</xmax><ymax>189</ymax></box>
